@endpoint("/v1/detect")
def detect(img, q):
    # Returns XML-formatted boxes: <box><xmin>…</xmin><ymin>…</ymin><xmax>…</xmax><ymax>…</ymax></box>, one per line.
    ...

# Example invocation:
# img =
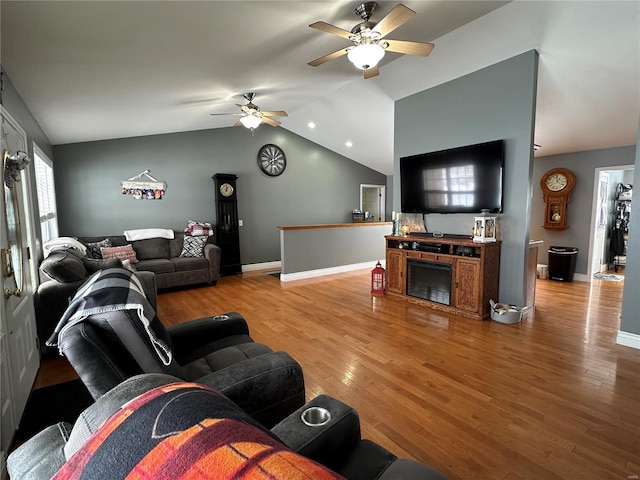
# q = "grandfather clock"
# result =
<box><xmin>213</xmin><ymin>173</ymin><xmax>242</xmax><ymax>276</ymax></box>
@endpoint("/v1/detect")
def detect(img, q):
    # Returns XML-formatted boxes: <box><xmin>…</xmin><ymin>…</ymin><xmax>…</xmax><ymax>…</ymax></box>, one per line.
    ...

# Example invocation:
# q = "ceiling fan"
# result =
<box><xmin>308</xmin><ymin>2</ymin><xmax>434</xmax><ymax>79</ymax></box>
<box><xmin>210</xmin><ymin>93</ymin><xmax>288</xmax><ymax>130</ymax></box>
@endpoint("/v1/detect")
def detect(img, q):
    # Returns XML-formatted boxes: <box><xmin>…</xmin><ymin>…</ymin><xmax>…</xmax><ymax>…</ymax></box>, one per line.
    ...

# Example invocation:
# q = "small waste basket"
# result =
<box><xmin>548</xmin><ymin>246</ymin><xmax>578</xmax><ymax>282</ymax></box>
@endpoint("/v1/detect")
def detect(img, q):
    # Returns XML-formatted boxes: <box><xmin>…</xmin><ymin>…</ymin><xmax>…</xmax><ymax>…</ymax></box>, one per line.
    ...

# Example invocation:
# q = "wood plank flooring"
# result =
<box><xmin>37</xmin><ymin>269</ymin><xmax>639</xmax><ymax>480</ymax></box>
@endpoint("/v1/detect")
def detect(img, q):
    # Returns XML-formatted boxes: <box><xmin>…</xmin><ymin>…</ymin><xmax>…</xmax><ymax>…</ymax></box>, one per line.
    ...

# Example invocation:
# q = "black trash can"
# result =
<box><xmin>548</xmin><ymin>246</ymin><xmax>578</xmax><ymax>282</ymax></box>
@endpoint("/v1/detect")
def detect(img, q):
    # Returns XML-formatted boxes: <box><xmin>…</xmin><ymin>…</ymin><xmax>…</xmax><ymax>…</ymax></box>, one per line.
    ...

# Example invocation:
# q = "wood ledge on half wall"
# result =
<box><xmin>277</xmin><ymin>222</ymin><xmax>392</xmax><ymax>230</ymax></box>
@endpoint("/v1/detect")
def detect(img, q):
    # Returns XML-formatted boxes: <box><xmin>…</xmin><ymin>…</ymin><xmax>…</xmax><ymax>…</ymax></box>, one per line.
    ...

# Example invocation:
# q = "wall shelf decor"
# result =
<box><xmin>121</xmin><ymin>169</ymin><xmax>166</xmax><ymax>200</ymax></box>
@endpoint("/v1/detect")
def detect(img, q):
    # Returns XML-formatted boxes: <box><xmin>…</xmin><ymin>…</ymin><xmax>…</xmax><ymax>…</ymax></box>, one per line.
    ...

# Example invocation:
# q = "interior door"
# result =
<box><xmin>591</xmin><ymin>172</ymin><xmax>609</xmax><ymax>276</ymax></box>
<box><xmin>0</xmin><ymin>107</ymin><xmax>39</xmax><ymax>471</ymax></box>
<box><xmin>360</xmin><ymin>184</ymin><xmax>385</xmax><ymax>222</ymax></box>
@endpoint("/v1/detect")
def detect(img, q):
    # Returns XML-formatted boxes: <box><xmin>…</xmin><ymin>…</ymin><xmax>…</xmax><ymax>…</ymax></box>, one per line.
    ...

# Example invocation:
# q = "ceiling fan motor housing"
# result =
<box><xmin>354</xmin><ymin>2</ymin><xmax>377</xmax><ymax>20</ymax></box>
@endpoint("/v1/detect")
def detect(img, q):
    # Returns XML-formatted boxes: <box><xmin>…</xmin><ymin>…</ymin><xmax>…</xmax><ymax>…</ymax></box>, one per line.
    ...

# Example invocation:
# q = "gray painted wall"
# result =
<box><xmin>621</xmin><ymin>118</ymin><xmax>640</xmax><ymax>336</ymax></box>
<box><xmin>394</xmin><ymin>50</ymin><xmax>539</xmax><ymax>307</ymax></box>
<box><xmin>1</xmin><ymin>67</ymin><xmax>54</xmax><ymax>258</ymax></box>
<box><xmin>531</xmin><ymin>146</ymin><xmax>636</xmax><ymax>274</ymax></box>
<box><xmin>280</xmin><ymin>224</ymin><xmax>389</xmax><ymax>275</ymax></box>
<box><xmin>1</xmin><ymin>67</ymin><xmax>53</xmax><ymax>159</ymax></box>
<box><xmin>52</xmin><ymin>126</ymin><xmax>386</xmax><ymax>265</ymax></box>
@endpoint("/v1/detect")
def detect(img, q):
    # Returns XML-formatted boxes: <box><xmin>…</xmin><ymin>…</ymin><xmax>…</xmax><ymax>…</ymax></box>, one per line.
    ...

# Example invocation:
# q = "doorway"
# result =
<box><xmin>360</xmin><ymin>184</ymin><xmax>385</xmax><ymax>222</ymax></box>
<box><xmin>589</xmin><ymin>165</ymin><xmax>634</xmax><ymax>279</ymax></box>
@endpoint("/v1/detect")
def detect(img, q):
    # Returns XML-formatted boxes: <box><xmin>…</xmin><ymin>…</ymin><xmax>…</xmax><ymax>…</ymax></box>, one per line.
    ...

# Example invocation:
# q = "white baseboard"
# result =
<box><xmin>241</xmin><ymin>261</ymin><xmax>281</xmax><ymax>273</ymax></box>
<box><xmin>280</xmin><ymin>261</ymin><xmax>378</xmax><ymax>282</ymax></box>
<box><xmin>616</xmin><ymin>330</ymin><xmax>640</xmax><ymax>349</ymax></box>
<box><xmin>573</xmin><ymin>273</ymin><xmax>589</xmax><ymax>282</ymax></box>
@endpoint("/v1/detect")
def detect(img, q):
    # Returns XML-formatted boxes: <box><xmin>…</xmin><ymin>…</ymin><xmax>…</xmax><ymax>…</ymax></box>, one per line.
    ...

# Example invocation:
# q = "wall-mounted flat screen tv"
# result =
<box><xmin>400</xmin><ymin>140</ymin><xmax>505</xmax><ymax>214</ymax></box>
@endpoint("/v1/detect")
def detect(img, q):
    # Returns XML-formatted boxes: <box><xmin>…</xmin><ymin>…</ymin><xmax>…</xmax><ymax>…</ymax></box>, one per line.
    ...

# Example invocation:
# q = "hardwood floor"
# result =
<box><xmin>36</xmin><ymin>269</ymin><xmax>639</xmax><ymax>480</ymax></box>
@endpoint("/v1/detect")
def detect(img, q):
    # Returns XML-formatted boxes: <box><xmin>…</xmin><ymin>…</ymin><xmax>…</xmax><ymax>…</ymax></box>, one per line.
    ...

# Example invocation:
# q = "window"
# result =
<box><xmin>33</xmin><ymin>147</ymin><xmax>58</xmax><ymax>244</ymax></box>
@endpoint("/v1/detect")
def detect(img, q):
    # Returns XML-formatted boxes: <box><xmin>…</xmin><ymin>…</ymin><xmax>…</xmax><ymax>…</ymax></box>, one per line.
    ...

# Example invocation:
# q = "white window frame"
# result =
<box><xmin>33</xmin><ymin>144</ymin><xmax>58</xmax><ymax>246</ymax></box>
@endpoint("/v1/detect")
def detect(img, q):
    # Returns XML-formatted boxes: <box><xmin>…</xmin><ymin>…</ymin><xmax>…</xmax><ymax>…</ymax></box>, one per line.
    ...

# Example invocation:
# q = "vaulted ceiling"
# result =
<box><xmin>2</xmin><ymin>1</ymin><xmax>638</xmax><ymax>175</ymax></box>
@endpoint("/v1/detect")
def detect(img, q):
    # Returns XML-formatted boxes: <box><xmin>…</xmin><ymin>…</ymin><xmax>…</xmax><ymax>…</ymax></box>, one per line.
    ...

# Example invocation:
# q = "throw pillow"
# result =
<box><xmin>40</xmin><ymin>251</ymin><xmax>88</xmax><ymax>283</ymax></box>
<box><xmin>81</xmin><ymin>257</ymin><xmax>122</xmax><ymax>274</ymax></box>
<box><xmin>82</xmin><ymin>238</ymin><xmax>112</xmax><ymax>259</ymax></box>
<box><xmin>180</xmin><ymin>235</ymin><xmax>208</xmax><ymax>258</ymax></box>
<box><xmin>100</xmin><ymin>244</ymin><xmax>138</xmax><ymax>263</ymax></box>
<box><xmin>52</xmin><ymin>382</ymin><xmax>344</xmax><ymax>480</ymax></box>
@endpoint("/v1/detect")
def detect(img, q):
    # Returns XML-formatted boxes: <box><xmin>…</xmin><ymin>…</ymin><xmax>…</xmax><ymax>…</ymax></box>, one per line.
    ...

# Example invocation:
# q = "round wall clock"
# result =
<box><xmin>257</xmin><ymin>144</ymin><xmax>286</xmax><ymax>176</ymax></box>
<box><xmin>540</xmin><ymin>167</ymin><xmax>576</xmax><ymax>230</ymax></box>
<box><xmin>540</xmin><ymin>167</ymin><xmax>575</xmax><ymax>195</ymax></box>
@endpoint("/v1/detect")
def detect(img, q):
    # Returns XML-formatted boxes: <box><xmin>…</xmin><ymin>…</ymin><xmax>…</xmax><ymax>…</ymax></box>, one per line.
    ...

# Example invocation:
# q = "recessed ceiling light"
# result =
<box><xmin>307</xmin><ymin>122</ymin><xmax>316</xmax><ymax>129</ymax></box>
<box><xmin>345</xmin><ymin>141</ymin><xmax>353</xmax><ymax>147</ymax></box>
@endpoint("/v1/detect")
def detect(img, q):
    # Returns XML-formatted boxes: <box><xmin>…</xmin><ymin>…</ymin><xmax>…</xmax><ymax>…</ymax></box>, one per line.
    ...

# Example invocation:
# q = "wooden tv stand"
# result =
<box><xmin>385</xmin><ymin>234</ymin><xmax>501</xmax><ymax>320</ymax></box>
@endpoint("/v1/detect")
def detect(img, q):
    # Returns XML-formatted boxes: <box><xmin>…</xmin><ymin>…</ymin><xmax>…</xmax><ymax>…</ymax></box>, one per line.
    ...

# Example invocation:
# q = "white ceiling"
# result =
<box><xmin>1</xmin><ymin>1</ymin><xmax>638</xmax><ymax>176</ymax></box>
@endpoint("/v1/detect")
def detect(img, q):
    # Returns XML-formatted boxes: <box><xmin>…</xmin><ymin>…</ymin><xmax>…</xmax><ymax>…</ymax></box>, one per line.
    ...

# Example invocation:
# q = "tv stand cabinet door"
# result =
<box><xmin>386</xmin><ymin>249</ymin><xmax>406</xmax><ymax>294</ymax></box>
<box><xmin>453</xmin><ymin>257</ymin><xmax>481</xmax><ymax>313</ymax></box>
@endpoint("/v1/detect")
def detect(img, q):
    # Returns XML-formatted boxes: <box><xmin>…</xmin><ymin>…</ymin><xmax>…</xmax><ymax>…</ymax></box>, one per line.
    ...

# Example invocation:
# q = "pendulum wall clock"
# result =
<box><xmin>213</xmin><ymin>173</ymin><xmax>242</xmax><ymax>275</ymax></box>
<box><xmin>540</xmin><ymin>167</ymin><xmax>576</xmax><ymax>231</ymax></box>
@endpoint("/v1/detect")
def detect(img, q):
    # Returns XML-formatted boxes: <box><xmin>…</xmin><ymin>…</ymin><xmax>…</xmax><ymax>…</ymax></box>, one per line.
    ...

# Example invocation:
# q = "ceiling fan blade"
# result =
<box><xmin>309</xmin><ymin>21</ymin><xmax>353</xmax><ymax>39</ymax></box>
<box><xmin>233</xmin><ymin>120</ymin><xmax>243</xmax><ymax>127</ymax></box>
<box><xmin>210</xmin><ymin>112</ymin><xmax>242</xmax><ymax>116</ymax></box>
<box><xmin>363</xmin><ymin>65</ymin><xmax>380</xmax><ymax>79</ymax></box>
<box><xmin>308</xmin><ymin>47</ymin><xmax>349</xmax><ymax>67</ymax></box>
<box><xmin>372</xmin><ymin>4</ymin><xmax>416</xmax><ymax>38</ymax></box>
<box><xmin>261</xmin><ymin>110</ymin><xmax>288</xmax><ymax>117</ymax></box>
<box><xmin>384</xmin><ymin>39</ymin><xmax>434</xmax><ymax>57</ymax></box>
<box><xmin>261</xmin><ymin>116</ymin><xmax>280</xmax><ymax>127</ymax></box>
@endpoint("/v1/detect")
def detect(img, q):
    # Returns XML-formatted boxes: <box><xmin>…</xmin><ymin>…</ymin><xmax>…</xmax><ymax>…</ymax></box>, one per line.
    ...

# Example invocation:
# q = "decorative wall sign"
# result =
<box><xmin>121</xmin><ymin>170</ymin><xmax>166</xmax><ymax>200</ymax></box>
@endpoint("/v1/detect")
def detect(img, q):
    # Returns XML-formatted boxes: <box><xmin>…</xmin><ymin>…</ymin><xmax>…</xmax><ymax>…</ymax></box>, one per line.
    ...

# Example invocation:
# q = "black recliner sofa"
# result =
<box><xmin>47</xmin><ymin>267</ymin><xmax>305</xmax><ymax>427</ymax></box>
<box><xmin>8</xmin><ymin>374</ymin><xmax>449</xmax><ymax>480</ymax></box>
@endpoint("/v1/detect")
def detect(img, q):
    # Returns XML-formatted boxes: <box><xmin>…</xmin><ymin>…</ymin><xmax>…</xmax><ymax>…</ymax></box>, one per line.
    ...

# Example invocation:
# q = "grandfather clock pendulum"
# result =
<box><xmin>213</xmin><ymin>173</ymin><xmax>242</xmax><ymax>276</ymax></box>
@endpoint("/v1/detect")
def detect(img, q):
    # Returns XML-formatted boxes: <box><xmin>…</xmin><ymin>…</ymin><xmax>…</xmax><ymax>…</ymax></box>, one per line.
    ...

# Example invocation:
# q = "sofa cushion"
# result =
<box><xmin>171</xmin><ymin>256</ymin><xmax>209</xmax><ymax>272</ymax></box>
<box><xmin>7</xmin><ymin>422</ymin><xmax>71</xmax><ymax>480</ymax></box>
<box><xmin>81</xmin><ymin>257</ymin><xmax>122</xmax><ymax>274</ymax></box>
<box><xmin>131</xmin><ymin>238</ymin><xmax>169</xmax><ymax>260</ymax></box>
<box><xmin>82</xmin><ymin>238</ymin><xmax>112</xmax><ymax>259</ymax></box>
<box><xmin>40</xmin><ymin>251</ymin><xmax>88</xmax><ymax>283</ymax></box>
<box><xmin>180</xmin><ymin>235</ymin><xmax>208</xmax><ymax>258</ymax></box>
<box><xmin>135</xmin><ymin>258</ymin><xmax>175</xmax><ymax>275</ymax></box>
<box><xmin>169</xmin><ymin>233</ymin><xmax>185</xmax><ymax>258</ymax></box>
<box><xmin>100</xmin><ymin>244</ymin><xmax>138</xmax><ymax>263</ymax></box>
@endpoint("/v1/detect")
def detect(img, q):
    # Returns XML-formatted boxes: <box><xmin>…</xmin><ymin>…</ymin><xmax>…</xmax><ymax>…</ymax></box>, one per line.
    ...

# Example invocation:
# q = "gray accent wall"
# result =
<box><xmin>52</xmin><ymin>126</ymin><xmax>386</xmax><ymax>265</ymax></box>
<box><xmin>531</xmin><ymin>146</ymin><xmax>636</xmax><ymax>274</ymax></box>
<box><xmin>394</xmin><ymin>50</ymin><xmax>539</xmax><ymax>307</ymax></box>
<box><xmin>621</xmin><ymin>118</ymin><xmax>640</xmax><ymax>336</ymax></box>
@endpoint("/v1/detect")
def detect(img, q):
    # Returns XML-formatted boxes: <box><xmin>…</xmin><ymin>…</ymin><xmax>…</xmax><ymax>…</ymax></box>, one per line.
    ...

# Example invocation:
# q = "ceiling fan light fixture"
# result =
<box><xmin>347</xmin><ymin>43</ymin><xmax>385</xmax><ymax>70</ymax></box>
<box><xmin>240</xmin><ymin>115</ymin><xmax>262</xmax><ymax>129</ymax></box>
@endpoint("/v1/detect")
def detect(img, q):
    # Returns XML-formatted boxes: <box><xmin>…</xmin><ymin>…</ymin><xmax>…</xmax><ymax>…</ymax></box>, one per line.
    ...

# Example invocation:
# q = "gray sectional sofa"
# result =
<box><xmin>34</xmin><ymin>231</ymin><xmax>221</xmax><ymax>352</ymax></box>
<box><xmin>77</xmin><ymin>232</ymin><xmax>221</xmax><ymax>290</ymax></box>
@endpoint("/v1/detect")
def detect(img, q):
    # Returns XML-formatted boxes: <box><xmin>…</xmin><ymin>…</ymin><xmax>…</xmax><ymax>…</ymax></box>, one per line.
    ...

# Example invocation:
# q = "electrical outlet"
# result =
<box><xmin>239</xmin><ymin>220</ymin><xmax>243</xmax><ymax>227</ymax></box>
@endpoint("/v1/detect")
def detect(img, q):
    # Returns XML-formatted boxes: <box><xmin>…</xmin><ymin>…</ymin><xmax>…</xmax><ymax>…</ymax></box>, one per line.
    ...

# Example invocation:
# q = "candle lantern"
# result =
<box><xmin>370</xmin><ymin>261</ymin><xmax>386</xmax><ymax>295</ymax></box>
<box><xmin>473</xmin><ymin>209</ymin><xmax>497</xmax><ymax>243</ymax></box>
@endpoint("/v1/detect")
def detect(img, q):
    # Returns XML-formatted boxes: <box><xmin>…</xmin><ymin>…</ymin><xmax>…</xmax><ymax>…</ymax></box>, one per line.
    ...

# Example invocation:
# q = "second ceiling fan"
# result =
<box><xmin>308</xmin><ymin>2</ymin><xmax>434</xmax><ymax>79</ymax></box>
<box><xmin>210</xmin><ymin>93</ymin><xmax>288</xmax><ymax>130</ymax></box>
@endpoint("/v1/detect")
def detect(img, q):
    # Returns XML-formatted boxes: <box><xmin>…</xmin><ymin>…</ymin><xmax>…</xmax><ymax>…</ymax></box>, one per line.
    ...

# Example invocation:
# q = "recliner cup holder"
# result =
<box><xmin>212</xmin><ymin>314</ymin><xmax>230</xmax><ymax>321</ymax></box>
<box><xmin>301</xmin><ymin>406</ymin><xmax>331</xmax><ymax>427</ymax></box>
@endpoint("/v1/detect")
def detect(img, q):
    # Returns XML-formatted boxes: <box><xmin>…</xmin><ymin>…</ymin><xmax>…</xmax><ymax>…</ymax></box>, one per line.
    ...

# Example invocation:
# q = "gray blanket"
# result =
<box><xmin>46</xmin><ymin>267</ymin><xmax>171</xmax><ymax>365</ymax></box>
